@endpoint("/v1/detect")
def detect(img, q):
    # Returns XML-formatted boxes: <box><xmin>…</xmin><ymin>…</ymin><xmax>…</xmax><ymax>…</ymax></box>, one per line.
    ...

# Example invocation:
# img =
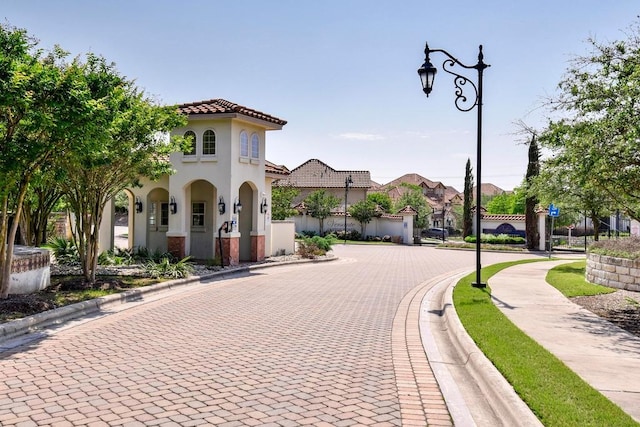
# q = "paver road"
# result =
<box><xmin>0</xmin><ymin>245</ymin><xmax>529</xmax><ymax>426</ymax></box>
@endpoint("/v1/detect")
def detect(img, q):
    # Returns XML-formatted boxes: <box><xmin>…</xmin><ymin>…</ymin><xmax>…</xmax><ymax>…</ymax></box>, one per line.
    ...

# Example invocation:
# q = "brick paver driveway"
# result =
<box><xmin>0</xmin><ymin>245</ymin><xmax>529</xmax><ymax>426</ymax></box>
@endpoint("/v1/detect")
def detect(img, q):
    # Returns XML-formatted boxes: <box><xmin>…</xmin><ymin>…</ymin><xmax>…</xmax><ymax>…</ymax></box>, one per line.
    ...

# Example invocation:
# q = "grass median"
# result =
<box><xmin>452</xmin><ymin>259</ymin><xmax>638</xmax><ymax>427</ymax></box>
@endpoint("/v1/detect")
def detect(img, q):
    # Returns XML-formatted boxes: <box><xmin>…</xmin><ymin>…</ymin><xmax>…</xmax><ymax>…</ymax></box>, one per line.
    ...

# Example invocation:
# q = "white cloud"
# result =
<box><xmin>336</xmin><ymin>132</ymin><xmax>384</xmax><ymax>141</ymax></box>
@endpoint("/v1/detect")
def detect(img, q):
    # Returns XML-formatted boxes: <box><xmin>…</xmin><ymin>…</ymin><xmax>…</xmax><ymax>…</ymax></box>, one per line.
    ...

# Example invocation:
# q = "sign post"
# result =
<box><xmin>548</xmin><ymin>204</ymin><xmax>560</xmax><ymax>258</ymax></box>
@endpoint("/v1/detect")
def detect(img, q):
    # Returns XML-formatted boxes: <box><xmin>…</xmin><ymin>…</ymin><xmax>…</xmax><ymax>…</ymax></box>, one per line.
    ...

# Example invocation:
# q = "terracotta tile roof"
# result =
<box><xmin>481</xmin><ymin>214</ymin><xmax>526</xmax><ymax>221</ymax></box>
<box><xmin>397</xmin><ymin>205</ymin><xmax>418</xmax><ymax>215</ymax></box>
<box><xmin>265</xmin><ymin>160</ymin><xmax>290</xmax><ymax>177</ymax></box>
<box><xmin>383</xmin><ymin>173</ymin><xmax>437</xmax><ymax>188</ymax></box>
<box><xmin>177</xmin><ymin>99</ymin><xmax>287</xmax><ymax>126</ymax></box>
<box><xmin>278</xmin><ymin>159</ymin><xmax>371</xmax><ymax>189</ymax></box>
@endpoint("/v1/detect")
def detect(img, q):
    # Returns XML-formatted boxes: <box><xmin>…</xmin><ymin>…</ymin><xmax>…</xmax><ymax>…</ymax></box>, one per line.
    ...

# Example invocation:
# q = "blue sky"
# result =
<box><xmin>3</xmin><ymin>1</ymin><xmax>638</xmax><ymax>191</ymax></box>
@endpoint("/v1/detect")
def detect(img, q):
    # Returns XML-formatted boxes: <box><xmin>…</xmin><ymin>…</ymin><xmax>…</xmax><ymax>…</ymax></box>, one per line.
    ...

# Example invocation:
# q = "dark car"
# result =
<box><xmin>423</xmin><ymin>227</ymin><xmax>449</xmax><ymax>239</ymax></box>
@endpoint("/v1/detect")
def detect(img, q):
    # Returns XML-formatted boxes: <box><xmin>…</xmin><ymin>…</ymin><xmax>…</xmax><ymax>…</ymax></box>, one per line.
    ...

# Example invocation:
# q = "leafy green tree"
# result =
<box><xmin>541</xmin><ymin>20</ymin><xmax>640</xmax><ymax>221</ymax></box>
<box><xmin>486</xmin><ymin>190</ymin><xmax>525</xmax><ymax>214</ymax></box>
<box><xmin>348</xmin><ymin>199</ymin><xmax>378</xmax><ymax>237</ymax></box>
<box><xmin>463</xmin><ymin>159</ymin><xmax>473</xmax><ymax>237</ymax></box>
<box><xmin>271</xmin><ymin>185</ymin><xmax>300</xmax><ymax>220</ymax></box>
<box><xmin>367</xmin><ymin>192</ymin><xmax>393</xmax><ymax>213</ymax></box>
<box><xmin>0</xmin><ymin>25</ymin><xmax>96</xmax><ymax>298</ymax></box>
<box><xmin>304</xmin><ymin>190</ymin><xmax>340</xmax><ymax>235</ymax></box>
<box><xmin>57</xmin><ymin>54</ymin><xmax>187</xmax><ymax>283</ymax></box>
<box><xmin>19</xmin><ymin>168</ymin><xmax>65</xmax><ymax>246</ymax></box>
<box><xmin>394</xmin><ymin>183</ymin><xmax>429</xmax><ymax>230</ymax></box>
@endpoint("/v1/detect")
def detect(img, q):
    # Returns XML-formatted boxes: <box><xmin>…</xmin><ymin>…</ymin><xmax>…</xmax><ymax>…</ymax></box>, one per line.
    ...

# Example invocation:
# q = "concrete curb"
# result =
<box><xmin>421</xmin><ymin>272</ymin><xmax>543</xmax><ymax>426</ymax></box>
<box><xmin>0</xmin><ymin>255</ymin><xmax>337</xmax><ymax>344</ymax></box>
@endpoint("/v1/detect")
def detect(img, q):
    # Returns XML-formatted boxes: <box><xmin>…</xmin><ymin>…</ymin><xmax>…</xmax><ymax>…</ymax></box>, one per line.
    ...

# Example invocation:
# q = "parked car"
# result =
<box><xmin>423</xmin><ymin>227</ymin><xmax>449</xmax><ymax>239</ymax></box>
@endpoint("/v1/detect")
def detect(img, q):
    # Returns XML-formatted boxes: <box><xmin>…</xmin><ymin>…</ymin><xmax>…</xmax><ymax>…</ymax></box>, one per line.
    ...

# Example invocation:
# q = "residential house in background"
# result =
<box><xmin>275</xmin><ymin>159</ymin><xmax>371</xmax><ymax>212</ymax></box>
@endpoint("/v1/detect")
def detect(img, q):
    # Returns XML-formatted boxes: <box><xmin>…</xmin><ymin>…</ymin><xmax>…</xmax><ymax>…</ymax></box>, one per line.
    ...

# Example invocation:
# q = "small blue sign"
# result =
<box><xmin>549</xmin><ymin>204</ymin><xmax>560</xmax><ymax>218</ymax></box>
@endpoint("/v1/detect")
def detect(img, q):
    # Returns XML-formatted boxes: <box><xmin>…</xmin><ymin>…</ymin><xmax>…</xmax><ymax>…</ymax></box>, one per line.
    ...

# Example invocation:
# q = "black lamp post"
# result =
<box><xmin>418</xmin><ymin>42</ymin><xmax>489</xmax><ymax>288</ymax></box>
<box><xmin>344</xmin><ymin>174</ymin><xmax>353</xmax><ymax>243</ymax></box>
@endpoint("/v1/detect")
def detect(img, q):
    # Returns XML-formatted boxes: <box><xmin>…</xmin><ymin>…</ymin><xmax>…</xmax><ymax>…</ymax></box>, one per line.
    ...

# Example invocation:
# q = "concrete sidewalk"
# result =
<box><xmin>489</xmin><ymin>260</ymin><xmax>640</xmax><ymax>423</ymax></box>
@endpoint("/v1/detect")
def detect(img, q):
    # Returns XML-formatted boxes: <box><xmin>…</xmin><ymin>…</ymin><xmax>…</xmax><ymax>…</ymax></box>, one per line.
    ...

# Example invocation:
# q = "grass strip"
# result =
<box><xmin>453</xmin><ymin>259</ymin><xmax>638</xmax><ymax>427</ymax></box>
<box><xmin>546</xmin><ymin>260</ymin><xmax>615</xmax><ymax>297</ymax></box>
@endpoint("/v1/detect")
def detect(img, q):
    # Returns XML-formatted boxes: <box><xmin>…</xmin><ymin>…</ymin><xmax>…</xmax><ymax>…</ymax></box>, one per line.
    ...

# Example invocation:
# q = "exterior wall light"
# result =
<box><xmin>169</xmin><ymin>196</ymin><xmax>177</xmax><ymax>214</ymax></box>
<box><xmin>260</xmin><ymin>197</ymin><xmax>268</xmax><ymax>213</ymax></box>
<box><xmin>234</xmin><ymin>198</ymin><xmax>242</xmax><ymax>214</ymax></box>
<box><xmin>135</xmin><ymin>196</ymin><xmax>143</xmax><ymax>213</ymax></box>
<box><xmin>218</xmin><ymin>196</ymin><xmax>226</xmax><ymax>215</ymax></box>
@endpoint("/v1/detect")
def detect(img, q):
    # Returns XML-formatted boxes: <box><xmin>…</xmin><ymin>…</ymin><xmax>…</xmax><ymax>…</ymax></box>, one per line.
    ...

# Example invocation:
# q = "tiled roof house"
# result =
<box><xmin>275</xmin><ymin>159</ymin><xmax>371</xmax><ymax>212</ymax></box>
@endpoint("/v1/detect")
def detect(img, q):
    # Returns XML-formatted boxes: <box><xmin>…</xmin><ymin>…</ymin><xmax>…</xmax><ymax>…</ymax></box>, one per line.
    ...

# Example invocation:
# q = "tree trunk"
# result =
<box><xmin>0</xmin><ymin>184</ymin><xmax>29</xmax><ymax>299</ymax></box>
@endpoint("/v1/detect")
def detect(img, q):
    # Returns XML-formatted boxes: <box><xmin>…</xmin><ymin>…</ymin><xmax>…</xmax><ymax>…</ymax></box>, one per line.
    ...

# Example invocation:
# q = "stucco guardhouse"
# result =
<box><xmin>100</xmin><ymin>99</ymin><xmax>288</xmax><ymax>266</ymax></box>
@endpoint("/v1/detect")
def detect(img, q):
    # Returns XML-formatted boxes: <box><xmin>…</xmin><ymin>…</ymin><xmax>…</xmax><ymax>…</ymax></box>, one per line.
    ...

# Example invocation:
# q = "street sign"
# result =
<box><xmin>549</xmin><ymin>204</ymin><xmax>560</xmax><ymax>218</ymax></box>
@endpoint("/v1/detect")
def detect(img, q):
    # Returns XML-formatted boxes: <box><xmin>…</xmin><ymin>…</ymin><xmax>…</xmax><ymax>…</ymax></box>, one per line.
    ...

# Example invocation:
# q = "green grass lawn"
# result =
<box><xmin>546</xmin><ymin>260</ymin><xmax>616</xmax><ymax>297</ymax></box>
<box><xmin>453</xmin><ymin>259</ymin><xmax>638</xmax><ymax>427</ymax></box>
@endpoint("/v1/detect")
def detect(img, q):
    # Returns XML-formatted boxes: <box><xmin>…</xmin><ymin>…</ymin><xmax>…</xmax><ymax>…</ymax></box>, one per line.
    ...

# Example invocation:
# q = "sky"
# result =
<box><xmin>3</xmin><ymin>1</ymin><xmax>639</xmax><ymax>192</ymax></box>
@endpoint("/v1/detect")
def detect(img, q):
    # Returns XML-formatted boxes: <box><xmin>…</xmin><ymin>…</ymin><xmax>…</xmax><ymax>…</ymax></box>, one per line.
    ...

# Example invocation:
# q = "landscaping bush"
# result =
<box><xmin>464</xmin><ymin>233</ymin><xmax>525</xmax><ymax>245</ymax></box>
<box><xmin>589</xmin><ymin>236</ymin><xmax>640</xmax><ymax>260</ymax></box>
<box><xmin>296</xmin><ymin>234</ymin><xmax>336</xmax><ymax>258</ymax></box>
<box><xmin>335</xmin><ymin>230</ymin><xmax>361</xmax><ymax>241</ymax></box>
<box><xmin>43</xmin><ymin>237</ymin><xmax>79</xmax><ymax>266</ymax></box>
<box><xmin>144</xmin><ymin>256</ymin><xmax>194</xmax><ymax>279</ymax></box>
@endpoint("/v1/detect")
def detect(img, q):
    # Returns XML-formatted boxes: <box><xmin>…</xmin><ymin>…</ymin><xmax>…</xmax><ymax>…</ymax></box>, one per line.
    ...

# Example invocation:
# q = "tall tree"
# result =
<box><xmin>541</xmin><ymin>20</ymin><xmax>640</xmax><ymax>221</ymax></box>
<box><xmin>394</xmin><ymin>183</ymin><xmax>429</xmax><ymax>230</ymax></box>
<box><xmin>524</xmin><ymin>133</ymin><xmax>540</xmax><ymax>249</ymax></box>
<box><xmin>463</xmin><ymin>159</ymin><xmax>473</xmax><ymax>237</ymax></box>
<box><xmin>57</xmin><ymin>54</ymin><xmax>187</xmax><ymax>283</ymax></box>
<box><xmin>348</xmin><ymin>199</ymin><xmax>378</xmax><ymax>237</ymax></box>
<box><xmin>304</xmin><ymin>190</ymin><xmax>340</xmax><ymax>235</ymax></box>
<box><xmin>271</xmin><ymin>185</ymin><xmax>300</xmax><ymax>220</ymax></box>
<box><xmin>367</xmin><ymin>192</ymin><xmax>393</xmax><ymax>213</ymax></box>
<box><xmin>0</xmin><ymin>25</ymin><xmax>94</xmax><ymax>298</ymax></box>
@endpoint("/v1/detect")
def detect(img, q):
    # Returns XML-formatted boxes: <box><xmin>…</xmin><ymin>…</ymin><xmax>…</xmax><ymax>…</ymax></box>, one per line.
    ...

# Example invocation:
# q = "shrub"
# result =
<box><xmin>144</xmin><ymin>256</ymin><xmax>194</xmax><ymax>279</ymax></box>
<box><xmin>464</xmin><ymin>234</ymin><xmax>525</xmax><ymax>244</ymax></box>
<box><xmin>335</xmin><ymin>230</ymin><xmax>361</xmax><ymax>241</ymax></box>
<box><xmin>43</xmin><ymin>237</ymin><xmax>79</xmax><ymax>266</ymax></box>
<box><xmin>296</xmin><ymin>234</ymin><xmax>336</xmax><ymax>258</ymax></box>
<box><xmin>589</xmin><ymin>236</ymin><xmax>640</xmax><ymax>260</ymax></box>
<box><xmin>98</xmin><ymin>247</ymin><xmax>135</xmax><ymax>265</ymax></box>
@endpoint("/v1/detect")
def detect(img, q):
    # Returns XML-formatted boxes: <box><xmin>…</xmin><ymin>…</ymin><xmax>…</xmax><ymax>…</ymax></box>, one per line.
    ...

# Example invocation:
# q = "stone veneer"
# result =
<box><xmin>586</xmin><ymin>252</ymin><xmax>640</xmax><ymax>292</ymax></box>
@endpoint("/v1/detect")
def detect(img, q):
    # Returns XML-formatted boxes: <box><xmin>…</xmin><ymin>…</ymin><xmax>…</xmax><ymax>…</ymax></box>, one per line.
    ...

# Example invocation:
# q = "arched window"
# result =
<box><xmin>251</xmin><ymin>133</ymin><xmax>259</xmax><ymax>159</ymax></box>
<box><xmin>183</xmin><ymin>130</ymin><xmax>196</xmax><ymax>155</ymax></box>
<box><xmin>240</xmin><ymin>131</ymin><xmax>249</xmax><ymax>157</ymax></box>
<box><xmin>203</xmin><ymin>130</ymin><xmax>216</xmax><ymax>155</ymax></box>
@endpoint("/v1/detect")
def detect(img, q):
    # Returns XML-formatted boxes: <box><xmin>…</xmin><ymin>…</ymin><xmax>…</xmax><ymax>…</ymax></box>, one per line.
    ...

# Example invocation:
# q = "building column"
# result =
<box><xmin>250</xmin><ymin>233</ymin><xmax>265</xmax><ymax>262</ymax></box>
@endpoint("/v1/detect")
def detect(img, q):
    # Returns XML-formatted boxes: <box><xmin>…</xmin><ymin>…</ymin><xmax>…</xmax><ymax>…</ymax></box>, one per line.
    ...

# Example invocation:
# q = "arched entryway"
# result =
<box><xmin>146</xmin><ymin>187</ymin><xmax>169</xmax><ymax>253</ymax></box>
<box><xmin>238</xmin><ymin>182</ymin><xmax>254</xmax><ymax>262</ymax></box>
<box><xmin>188</xmin><ymin>179</ymin><xmax>218</xmax><ymax>260</ymax></box>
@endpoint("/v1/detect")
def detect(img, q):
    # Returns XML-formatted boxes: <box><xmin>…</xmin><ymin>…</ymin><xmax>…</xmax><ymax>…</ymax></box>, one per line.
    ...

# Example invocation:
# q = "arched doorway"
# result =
<box><xmin>188</xmin><ymin>180</ymin><xmax>217</xmax><ymax>260</ymax></box>
<box><xmin>238</xmin><ymin>182</ymin><xmax>254</xmax><ymax>261</ymax></box>
<box><xmin>146</xmin><ymin>188</ymin><xmax>169</xmax><ymax>253</ymax></box>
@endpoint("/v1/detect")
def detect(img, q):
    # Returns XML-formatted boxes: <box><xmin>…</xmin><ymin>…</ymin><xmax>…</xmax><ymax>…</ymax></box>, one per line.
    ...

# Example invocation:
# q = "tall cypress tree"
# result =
<box><xmin>525</xmin><ymin>135</ymin><xmax>540</xmax><ymax>249</ymax></box>
<box><xmin>463</xmin><ymin>159</ymin><xmax>473</xmax><ymax>238</ymax></box>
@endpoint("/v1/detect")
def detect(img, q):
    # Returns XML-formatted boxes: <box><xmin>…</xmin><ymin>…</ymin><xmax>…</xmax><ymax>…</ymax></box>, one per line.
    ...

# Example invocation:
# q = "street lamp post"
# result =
<box><xmin>344</xmin><ymin>174</ymin><xmax>353</xmax><ymax>243</ymax></box>
<box><xmin>418</xmin><ymin>42</ymin><xmax>489</xmax><ymax>288</ymax></box>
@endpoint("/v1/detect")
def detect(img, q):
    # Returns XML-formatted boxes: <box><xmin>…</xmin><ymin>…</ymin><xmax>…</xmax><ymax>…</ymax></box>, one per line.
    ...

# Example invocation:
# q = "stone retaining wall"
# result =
<box><xmin>586</xmin><ymin>253</ymin><xmax>640</xmax><ymax>292</ymax></box>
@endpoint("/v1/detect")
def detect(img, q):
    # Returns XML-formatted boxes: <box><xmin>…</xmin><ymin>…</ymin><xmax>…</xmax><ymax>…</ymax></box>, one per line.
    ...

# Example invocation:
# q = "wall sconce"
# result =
<box><xmin>169</xmin><ymin>196</ymin><xmax>177</xmax><ymax>214</ymax></box>
<box><xmin>260</xmin><ymin>197</ymin><xmax>268</xmax><ymax>213</ymax></box>
<box><xmin>218</xmin><ymin>196</ymin><xmax>226</xmax><ymax>215</ymax></box>
<box><xmin>135</xmin><ymin>196</ymin><xmax>143</xmax><ymax>213</ymax></box>
<box><xmin>234</xmin><ymin>198</ymin><xmax>242</xmax><ymax>214</ymax></box>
